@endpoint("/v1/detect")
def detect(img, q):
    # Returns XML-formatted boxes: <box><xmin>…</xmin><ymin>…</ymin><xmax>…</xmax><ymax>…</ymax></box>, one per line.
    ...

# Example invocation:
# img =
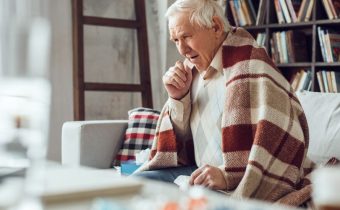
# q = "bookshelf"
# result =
<box><xmin>225</xmin><ymin>0</ymin><xmax>340</xmax><ymax>92</ymax></box>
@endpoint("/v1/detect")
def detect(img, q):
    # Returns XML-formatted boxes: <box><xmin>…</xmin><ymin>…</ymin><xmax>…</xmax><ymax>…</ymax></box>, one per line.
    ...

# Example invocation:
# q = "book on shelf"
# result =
<box><xmin>280</xmin><ymin>31</ymin><xmax>289</xmax><ymax>63</ymax></box>
<box><xmin>328</xmin><ymin>71</ymin><xmax>338</xmax><ymax>92</ymax></box>
<box><xmin>234</xmin><ymin>0</ymin><xmax>339</xmax><ymax>93</ymax></box>
<box><xmin>318</xmin><ymin>28</ymin><xmax>340</xmax><ymax>62</ymax></box>
<box><xmin>246</xmin><ymin>0</ymin><xmax>257</xmax><ymax>23</ymax></box>
<box><xmin>304</xmin><ymin>0</ymin><xmax>314</xmax><ymax>21</ymax></box>
<box><xmin>274</xmin><ymin>0</ymin><xmax>286</xmax><ymax>23</ymax></box>
<box><xmin>331</xmin><ymin>71</ymin><xmax>338</xmax><ymax>92</ymax></box>
<box><xmin>317</xmin><ymin>71</ymin><xmax>340</xmax><ymax>93</ymax></box>
<box><xmin>300</xmin><ymin>70</ymin><xmax>312</xmax><ymax>91</ymax></box>
<box><xmin>228</xmin><ymin>0</ymin><xmax>256</xmax><ymax>26</ymax></box>
<box><xmin>328</xmin><ymin>0</ymin><xmax>338</xmax><ymax>18</ymax></box>
<box><xmin>276</xmin><ymin>32</ymin><xmax>285</xmax><ymax>63</ymax></box>
<box><xmin>270</xmin><ymin>38</ymin><xmax>279</xmax><ymax>63</ymax></box>
<box><xmin>322</xmin><ymin>0</ymin><xmax>333</xmax><ymax>19</ymax></box>
<box><xmin>256</xmin><ymin>32</ymin><xmax>266</xmax><ymax>47</ymax></box>
<box><xmin>334</xmin><ymin>71</ymin><xmax>340</xmax><ymax>92</ymax></box>
<box><xmin>322</xmin><ymin>0</ymin><xmax>340</xmax><ymax>19</ymax></box>
<box><xmin>280</xmin><ymin>0</ymin><xmax>292</xmax><ymax>23</ymax></box>
<box><xmin>285</xmin><ymin>0</ymin><xmax>298</xmax><ymax>22</ymax></box>
<box><xmin>271</xmin><ymin>30</ymin><xmax>308</xmax><ymax>64</ymax></box>
<box><xmin>229</xmin><ymin>1</ymin><xmax>240</xmax><ymax>27</ymax></box>
<box><xmin>290</xmin><ymin>70</ymin><xmax>302</xmax><ymax>91</ymax></box>
<box><xmin>322</xmin><ymin>71</ymin><xmax>330</xmax><ymax>92</ymax></box>
<box><xmin>235</xmin><ymin>1</ymin><xmax>247</xmax><ymax>26</ymax></box>
<box><xmin>318</xmin><ymin>27</ymin><xmax>327</xmax><ymax>62</ymax></box>
<box><xmin>274</xmin><ymin>0</ymin><xmax>302</xmax><ymax>23</ymax></box>
<box><xmin>324</xmin><ymin>29</ymin><xmax>333</xmax><ymax>62</ymax></box>
<box><xmin>290</xmin><ymin>70</ymin><xmax>312</xmax><ymax>92</ymax></box>
<box><xmin>316</xmin><ymin>71</ymin><xmax>325</xmax><ymax>92</ymax></box>
<box><xmin>297</xmin><ymin>0</ymin><xmax>313</xmax><ymax>22</ymax></box>
<box><xmin>327</xmin><ymin>71</ymin><xmax>334</xmax><ymax>92</ymax></box>
<box><xmin>271</xmin><ymin>32</ymin><xmax>283</xmax><ymax>63</ymax></box>
<box><xmin>256</xmin><ymin>0</ymin><xmax>267</xmax><ymax>25</ymax></box>
<box><xmin>241</xmin><ymin>0</ymin><xmax>255</xmax><ymax>25</ymax></box>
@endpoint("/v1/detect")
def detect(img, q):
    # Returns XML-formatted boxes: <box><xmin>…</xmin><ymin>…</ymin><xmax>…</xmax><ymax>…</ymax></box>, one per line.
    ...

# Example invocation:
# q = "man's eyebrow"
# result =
<box><xmin>169</xmin><ymin>31</ymin><xmax>186</xmax><ymax>41</ymax></box>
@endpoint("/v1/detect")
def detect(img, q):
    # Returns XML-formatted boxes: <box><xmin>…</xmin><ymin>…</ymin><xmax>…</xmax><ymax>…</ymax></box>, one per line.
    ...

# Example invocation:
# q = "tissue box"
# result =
<box><xmin>120</xmin><ymin>160</ymin><xmax>142</xmax><ymax>175</ymax></box>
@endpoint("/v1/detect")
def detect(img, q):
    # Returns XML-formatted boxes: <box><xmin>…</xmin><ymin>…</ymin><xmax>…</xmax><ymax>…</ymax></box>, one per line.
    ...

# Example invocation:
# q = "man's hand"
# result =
<box><xmin>189</xmin><ymin>165</ymin><xmax>227</xmax><ymax>190</ymax></box>
<box><xmin>163</xmin><ymin>61</ymin><xmax>192</xmax><ymax>100</ymax></box>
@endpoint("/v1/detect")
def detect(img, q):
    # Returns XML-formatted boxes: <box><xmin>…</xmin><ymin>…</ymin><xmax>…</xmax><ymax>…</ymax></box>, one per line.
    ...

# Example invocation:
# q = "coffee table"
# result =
<box><xmin>40</xmin><ymin>165</ymin><xmax>298</xmax><ymax>210</ymax></box>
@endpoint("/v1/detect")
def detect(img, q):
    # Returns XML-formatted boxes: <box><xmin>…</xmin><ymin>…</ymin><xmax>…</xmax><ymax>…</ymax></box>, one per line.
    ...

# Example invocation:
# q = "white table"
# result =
<box><xmin>0</xmin><ymin>163</ymin><xmax>300</xmax><ymax>210</ymax></box>
<box><xmin>39</xmin><ymin>165</ymin><xmax>298</xmax><ymax>210</ymax></box>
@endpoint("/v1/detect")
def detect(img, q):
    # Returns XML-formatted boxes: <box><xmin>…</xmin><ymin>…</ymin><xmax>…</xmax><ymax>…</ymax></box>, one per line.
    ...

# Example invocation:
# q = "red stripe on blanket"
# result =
<box><xmin>222</xmin><ymin>45</ymin><xmax>278</xmax><ymax>72</ymax></box>
<box><xmin>222</xmin><ymin>124</ymin><xmax>254</xmax><ymax>152</ymax></box>
<box><xmin>223</xmin><ymin>121</ymin><xmax>305</xmax><ymax>168</ymax></box>
<box><xmin>131</xmin><ymin>114</ymin><xmax>159</xmax><ymax>120</ymax></box>
<box><xmin>249</xmin><ymin>160</ymin><xmax>295</xmax><ymax>188</ymax></box>
<box><xmin>254</xmin><ymin>120</ymin><xmax>305</xmax><ymax>168</ymax></box>
<box><xmin>116</xmin><ymin>154</ymin><xmax>135</xmax><ymax>161</ymax></box>
<box><xmin>157</xmin><ymin>129</ymin><xmax>177</xmax><ymax>152</ymax></box>
<box><xmin>224</xmin><ymin>167</ymin><xmax>247</xmax><ymax>172</ymax></box>
<box><xmin>226</xmin><ymin>73</ymin><xmax>299</xmax><ymax>103</ymax></box>
<box><xmin>125</xmin><ymin>133</ymin><xmax>155</xmax><ymax>140</ymax></box>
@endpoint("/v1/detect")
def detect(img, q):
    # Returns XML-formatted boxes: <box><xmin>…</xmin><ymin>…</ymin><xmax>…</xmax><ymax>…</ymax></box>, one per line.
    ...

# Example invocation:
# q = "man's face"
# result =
<box><xmin>169</xmin><ymin>12</ymin><xmax>219</xmax><ymax>71</ymax></box>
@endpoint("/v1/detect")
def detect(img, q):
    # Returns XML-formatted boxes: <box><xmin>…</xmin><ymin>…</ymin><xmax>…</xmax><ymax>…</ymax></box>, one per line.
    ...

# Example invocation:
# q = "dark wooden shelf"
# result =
<box><xmin>315</xmin><ymin>19</ymin><xmax>340</xmax><ymax>26</ymax></box>
<box><xmin>243</xmin><ymin>25</ymin><xmax>266</xmax><ymax>30</ymax></box>
<box><xmin>267</xmin><ymin>22</ymin><xmax>313</xmax><ymax>29</ymax></box>
<box><xmin>244</xmin><ymin>22</ymin><xmax>314</xmax><ymax>30</ymax></box>
<box><xmin>276</xmin><ymin>63</ymin><xmax>312</xmax><ymax>68</ymax></box>
<box><xmin>226</xmin><ymin>0</ymin><xmax>340</xmax><ymax>92</ymax></box>
<box><xmin>315</xmin><ymin>62</ymin><xmax>340</xmax><ymax>67</ymax></box>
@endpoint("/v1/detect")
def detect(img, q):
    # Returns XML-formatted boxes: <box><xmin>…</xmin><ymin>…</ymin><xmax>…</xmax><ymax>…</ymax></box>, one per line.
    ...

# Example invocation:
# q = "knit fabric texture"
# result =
<box><xmin>137</xmin><ymin>27</ymin><xmax>314</xmax><ymax>206</ymax></box>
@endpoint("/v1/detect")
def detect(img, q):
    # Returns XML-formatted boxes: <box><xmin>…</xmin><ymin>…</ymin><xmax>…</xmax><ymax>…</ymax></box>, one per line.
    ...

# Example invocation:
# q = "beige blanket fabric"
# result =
<box><xmin>138</xmin><ymin>27</ymin><xmax>314</xmax><ymax>206</ymax></box>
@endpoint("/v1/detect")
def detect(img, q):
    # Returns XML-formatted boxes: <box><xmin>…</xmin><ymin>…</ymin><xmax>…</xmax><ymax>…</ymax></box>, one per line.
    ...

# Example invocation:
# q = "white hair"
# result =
<box><xmin>165</xmin><ymin>0</ymin><xmax>230</xmax><ymax>32</ymax></box>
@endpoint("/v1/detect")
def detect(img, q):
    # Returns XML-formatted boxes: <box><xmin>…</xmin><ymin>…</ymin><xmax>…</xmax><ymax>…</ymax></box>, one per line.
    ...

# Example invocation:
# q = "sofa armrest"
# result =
<box><xmin>61</xmin><ymin>120</ymin><xmax>128</xmax><ymax>169</ymax></box>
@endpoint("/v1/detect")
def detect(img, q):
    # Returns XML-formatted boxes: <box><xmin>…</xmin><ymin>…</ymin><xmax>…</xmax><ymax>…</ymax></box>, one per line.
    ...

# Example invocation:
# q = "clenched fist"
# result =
<box><xmin>163</xmin><ymin>61</ymin><xmax>193</xmax><ymax>100</ymax></box>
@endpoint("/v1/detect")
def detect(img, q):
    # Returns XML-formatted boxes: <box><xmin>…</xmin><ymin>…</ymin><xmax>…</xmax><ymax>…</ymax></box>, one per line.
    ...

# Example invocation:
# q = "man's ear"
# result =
<box><xmin>212</xmin><ymin>16</ymin><xmax>224</xmax><ymax>35</ymax></box>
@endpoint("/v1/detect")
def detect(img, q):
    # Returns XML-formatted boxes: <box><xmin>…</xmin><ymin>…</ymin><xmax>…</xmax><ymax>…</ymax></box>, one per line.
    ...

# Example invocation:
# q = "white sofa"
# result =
<box><xmin>61</xmin><ymin>91</ymin><xmax>340</xmax><ymax>168</ymax></box>
<box><xmin>62</xmin><ymin>120</ymin><xmax>128</xmax><ymax>168</ymax></box>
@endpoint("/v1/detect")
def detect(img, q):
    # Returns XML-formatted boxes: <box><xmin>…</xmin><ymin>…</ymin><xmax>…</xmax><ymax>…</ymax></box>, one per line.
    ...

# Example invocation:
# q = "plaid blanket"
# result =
<box><xmin>138</xmin><ymin>28</ymin><xmax>314</xmax><ymax>206</ymax></box>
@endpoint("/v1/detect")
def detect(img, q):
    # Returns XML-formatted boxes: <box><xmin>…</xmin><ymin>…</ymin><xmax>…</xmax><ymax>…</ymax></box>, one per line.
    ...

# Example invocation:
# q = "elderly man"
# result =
<box><xmin>136</xmin><ymin>0</ymin><xmax>313</xmax><ymax>207</ymax></box>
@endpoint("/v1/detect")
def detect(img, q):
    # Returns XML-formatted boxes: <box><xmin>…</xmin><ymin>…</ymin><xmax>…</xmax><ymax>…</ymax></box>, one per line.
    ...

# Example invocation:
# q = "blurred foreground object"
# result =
<box><xmin>312</xmin><ymin>167</ymin><xmax>340</xmax><ymax>210</ymax></box>
<box><xmin>0</xmin><ymin>16</ymin><xmax>51</xmax><ymax>209</ymax></box>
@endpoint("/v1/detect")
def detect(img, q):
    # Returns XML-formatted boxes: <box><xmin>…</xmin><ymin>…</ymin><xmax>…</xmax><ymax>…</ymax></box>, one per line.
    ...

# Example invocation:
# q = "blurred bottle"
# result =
<box><xmin>0</xmin><ymin>1</ymin><xmax>51</xmax><ymax>209</ymax></box>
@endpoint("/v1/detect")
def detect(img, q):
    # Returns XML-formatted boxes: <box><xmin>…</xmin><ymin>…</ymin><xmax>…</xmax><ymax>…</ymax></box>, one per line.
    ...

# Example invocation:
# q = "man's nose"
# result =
<box><xmin>178</xmin><ymin>40</ymin><xmax>189</xmax><ymax>55</ymax></box>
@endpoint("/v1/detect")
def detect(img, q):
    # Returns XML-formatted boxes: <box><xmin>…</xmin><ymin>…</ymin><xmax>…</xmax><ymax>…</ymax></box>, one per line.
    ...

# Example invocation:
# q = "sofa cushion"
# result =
<box><xmin>113</xmin><ymin>107</ymin><xmax>160</xmax><ymax>166</ymax></box>
<box><xmin>296</xmin><ymin>91</ymin><xmax>340</xmax><ymax>165</ymax></box>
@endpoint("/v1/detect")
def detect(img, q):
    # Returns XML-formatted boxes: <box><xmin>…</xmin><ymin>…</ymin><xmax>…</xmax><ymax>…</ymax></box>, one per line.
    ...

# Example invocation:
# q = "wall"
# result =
<box><xmin>47</xmin><ymin>0</ymin><xmax>182</xmax><ymax>161</ymax></box>
<box><xmin>47</xmin><ymin>0</ymin><xmax>181</xmax><ymax>161</ymax></box>
<box><xmin>47</xmin><ymin>0</ymin><xmax>74</xmax><ymax>161</ymax></box>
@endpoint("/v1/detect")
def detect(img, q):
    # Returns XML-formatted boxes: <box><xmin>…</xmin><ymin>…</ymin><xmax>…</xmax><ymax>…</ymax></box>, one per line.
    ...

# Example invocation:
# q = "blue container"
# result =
<box><xmin>120</xmin><ymin>160</ymin><xmax>142</xmax><ymax>175</ymax></box>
